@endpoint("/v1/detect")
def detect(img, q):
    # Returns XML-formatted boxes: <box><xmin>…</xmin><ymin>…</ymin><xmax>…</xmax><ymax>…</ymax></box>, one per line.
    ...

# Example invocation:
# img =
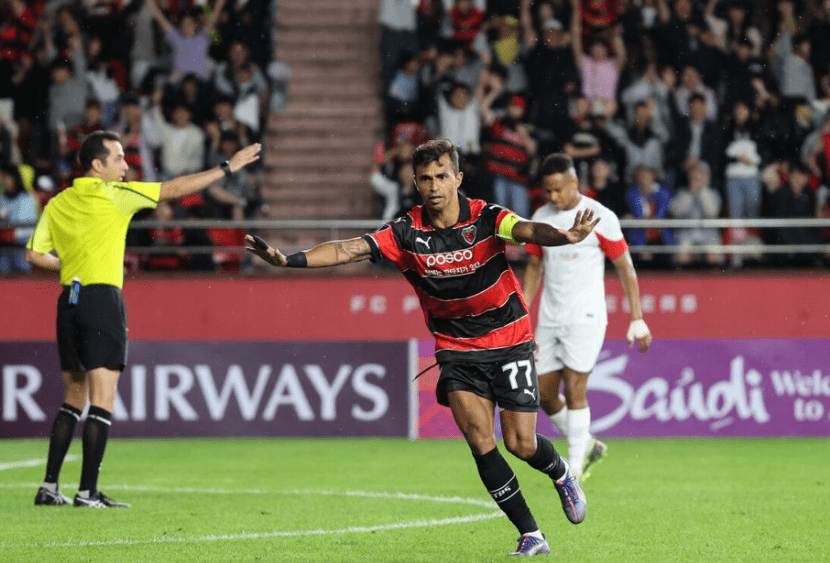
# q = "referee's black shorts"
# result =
<box><xmin>56</xmin><ymin>284</ymin><xmax>128</xmax><ymax>372</ymax></box>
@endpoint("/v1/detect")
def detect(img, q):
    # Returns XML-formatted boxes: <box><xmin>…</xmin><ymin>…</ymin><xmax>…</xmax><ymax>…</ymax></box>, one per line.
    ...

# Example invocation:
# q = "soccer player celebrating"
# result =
<box><xmin>27</xmin><ymin>131</ymin><xmax>261</xmax><ymax>507</ymax></box>
<box><xmin>247</xmin><ymin>139</ymin><xmax>596</xmax><ymax>556</ymax></box>
<box><xmin>522</xmin><ymin>153</ymin><xmax>652</xmax><ymax>483</ymax></box>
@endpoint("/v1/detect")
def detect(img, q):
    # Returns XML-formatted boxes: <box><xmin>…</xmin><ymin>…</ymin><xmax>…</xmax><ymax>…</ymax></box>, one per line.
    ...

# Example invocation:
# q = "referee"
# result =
<box><xmin>26</xmin><ymin>130</ymin><xmax>260</xmax><ymax>508</ymax></box>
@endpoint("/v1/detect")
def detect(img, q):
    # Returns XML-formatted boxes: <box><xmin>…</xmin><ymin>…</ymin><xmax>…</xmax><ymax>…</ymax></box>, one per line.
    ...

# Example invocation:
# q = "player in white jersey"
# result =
<box><xmin>522</xmin><ymin>153</ymin><xmax>652</xmax><ymax>482</ymax></box>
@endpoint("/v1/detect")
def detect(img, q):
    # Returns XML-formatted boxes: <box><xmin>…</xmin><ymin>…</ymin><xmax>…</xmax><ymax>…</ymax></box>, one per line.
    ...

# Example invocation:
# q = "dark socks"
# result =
<box><xmin>44</xmin><ymin>403</ymin><xmax>82</xmax><ymax>485</ymax></box>
<box><xmin>79</xmin><ymin>406</ymin><xmax>112</xmax><ymax>495</ymax></box>
<box><xmin>526</xmin><ymin>434</ymin><xmax>567</xmax><ymax>481</ymax></box>
<box><xmin>473</xmin><ymin>447</ymin><xmax>538</xmax><ymax>534</ymax></box>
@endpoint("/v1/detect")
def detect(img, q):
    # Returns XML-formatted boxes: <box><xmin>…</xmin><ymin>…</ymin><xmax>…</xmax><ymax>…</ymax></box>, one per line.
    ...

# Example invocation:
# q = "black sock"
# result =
<box><xmin>79</xmin><ymin>406</ymin><xmax>112</xmax><ymax>495</ymax></box>
<box><xmin>44</xmin><ymin>403</ymin><xmax>82</xmax><ymax>485</ymax></box>
<box><xmin>473</xmin><ymin>448</ymin><xmax>538</xmax><ymax>534</ymax></box>
<box><xmin>526</xmin><ymin>434</ymin><xmax>567</xmax><ymax>481</ymax></box>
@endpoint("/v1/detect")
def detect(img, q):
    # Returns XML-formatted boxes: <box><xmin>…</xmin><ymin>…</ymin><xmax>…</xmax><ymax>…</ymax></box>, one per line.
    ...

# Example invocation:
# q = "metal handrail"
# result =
<box><xmin>4</xmin><ymin>218</ymin><xmax>830</xmax><ymax>255</ymax></box>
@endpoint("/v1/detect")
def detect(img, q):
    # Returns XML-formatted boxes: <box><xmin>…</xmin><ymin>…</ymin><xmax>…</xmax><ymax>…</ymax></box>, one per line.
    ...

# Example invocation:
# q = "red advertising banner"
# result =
<box><xmin>2</xmin><ymin>273</ymin><xmax>828</xmax><ymax>342</ymax></box>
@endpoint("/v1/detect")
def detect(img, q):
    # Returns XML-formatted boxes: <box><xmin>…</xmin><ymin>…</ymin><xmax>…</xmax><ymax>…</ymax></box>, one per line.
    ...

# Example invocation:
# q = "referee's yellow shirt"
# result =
<box><xmin>27</xmin><ymin>177</ymin><xmax>161</xmax><ymax>288</ymax></box>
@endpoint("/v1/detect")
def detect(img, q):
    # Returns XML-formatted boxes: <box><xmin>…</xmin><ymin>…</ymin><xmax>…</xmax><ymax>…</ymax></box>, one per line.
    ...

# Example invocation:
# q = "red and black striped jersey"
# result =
<box><xmin>363</xmin><ymin>196</ymin><xmax>534</xmax><ymax>363</ymax></box>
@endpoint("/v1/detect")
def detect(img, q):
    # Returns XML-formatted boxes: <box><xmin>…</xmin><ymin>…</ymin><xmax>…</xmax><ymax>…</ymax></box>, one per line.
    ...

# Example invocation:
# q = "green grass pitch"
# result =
<box><xmin>1</xmin><ymin>436</ymin><xmax>828</xmax><ymax>562</ymax></box>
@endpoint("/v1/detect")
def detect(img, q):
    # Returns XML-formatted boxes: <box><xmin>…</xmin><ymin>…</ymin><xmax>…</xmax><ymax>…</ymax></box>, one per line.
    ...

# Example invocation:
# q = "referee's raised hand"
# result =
<box><xmin>228</xmin><ymin>143</ymin><xmax>263</xmax><ymax>173</ymax></box>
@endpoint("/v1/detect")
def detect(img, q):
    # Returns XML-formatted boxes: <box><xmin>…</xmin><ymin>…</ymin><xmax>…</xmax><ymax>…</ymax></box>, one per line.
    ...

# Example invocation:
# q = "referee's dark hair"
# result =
<box><xmin>79</xmin><ymin>130</ymin><xmax>122</xmax><ymax>173</ymax></box>
<box><xmin>539</xmin><ymin>153</ymin><xmax>577</xmax><ymax>178</ymax></box>
<box><xmin>412</xmin><ymin>138</ymin><xmax>460</xmax><ymax>175</ymax></box>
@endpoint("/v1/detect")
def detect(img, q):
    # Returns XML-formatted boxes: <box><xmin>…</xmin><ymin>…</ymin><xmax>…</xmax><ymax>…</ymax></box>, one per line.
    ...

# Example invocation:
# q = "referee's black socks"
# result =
<box><xmin>526</xmin><ymin>434</ymin><xmax>567</xmax><ymax>481</ymax></box>
<box><xmin>44</xmin><ymin>403</ymin><xmax>82</xmax><ymax>486</ymax></box>
<box><xmin>78</xmin><ymin>405</ymin><xmax>112</xmax><ymax>496</ymax></box>
<box><xmin>473</xmin><ymin>448</ymin><xmax>539</xmax><ymax>535</ymax></box>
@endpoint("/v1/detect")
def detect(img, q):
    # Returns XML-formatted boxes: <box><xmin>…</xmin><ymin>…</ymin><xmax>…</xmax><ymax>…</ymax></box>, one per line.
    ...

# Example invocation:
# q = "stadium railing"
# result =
<box><xmin>3</xmin><ymin>218</ymin><xmax>830</xmax><ymax>258</ymax></box>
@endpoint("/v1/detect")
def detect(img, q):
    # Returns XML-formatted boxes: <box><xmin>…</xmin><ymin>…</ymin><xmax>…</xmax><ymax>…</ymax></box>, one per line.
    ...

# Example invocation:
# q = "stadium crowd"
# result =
<box><xmin>0</xmin><ymin>0</ymin><xmax>282</xmax><ymax>273</ymax></box>
<box><xmin>374</xmin><ymin>0</ymin><xmax>830</xmax><ymax>268</ymax></box>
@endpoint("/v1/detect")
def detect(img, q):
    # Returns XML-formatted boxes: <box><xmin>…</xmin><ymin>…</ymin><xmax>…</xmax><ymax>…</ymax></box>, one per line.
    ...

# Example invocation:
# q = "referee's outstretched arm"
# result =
<box><xmin>158</xmin><ymin>142</ymin><xmax>261</xmax><ymax>201</ymax></box>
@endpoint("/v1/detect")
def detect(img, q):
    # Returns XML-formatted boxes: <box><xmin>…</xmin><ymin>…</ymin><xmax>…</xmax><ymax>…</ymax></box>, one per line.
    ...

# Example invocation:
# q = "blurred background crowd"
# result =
<box><xmin>1</xmin><ymin>0</ymin><xmax>829</xmax><ymax>274</ymax></box>
<box><xmin>374</xmin><ymin>0</ymin><xmax>830</xmax><ymax>269</ymax></box>
<box><xmin>0</xmin><ymin>0</ymin><xmax>285</xmax><ymax>273</ymax></box>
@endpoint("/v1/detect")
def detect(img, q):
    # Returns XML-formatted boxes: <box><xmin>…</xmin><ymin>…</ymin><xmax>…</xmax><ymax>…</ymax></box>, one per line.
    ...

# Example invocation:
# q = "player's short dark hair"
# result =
<box><xmin>412</xmin><ymin>139</ymin><xmax>460</xmax><ymax>175</ymax></box>
<box><xmin>79</xmin><ymin>130</ymin><xmax>121</xmax><ymax>173</ymax></box>
<box><xmin>539</xmin><ymin>153</ymin><xmax>576</xmax><ymax>177</ymax></box>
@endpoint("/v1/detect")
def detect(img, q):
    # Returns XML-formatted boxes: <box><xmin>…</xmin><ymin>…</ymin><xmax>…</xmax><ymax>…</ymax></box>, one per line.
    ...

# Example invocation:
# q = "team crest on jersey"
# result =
<box><xmin>461</xmin><ymin>225</ymin><xmax>476</xmax><ymax>245</ymax></box>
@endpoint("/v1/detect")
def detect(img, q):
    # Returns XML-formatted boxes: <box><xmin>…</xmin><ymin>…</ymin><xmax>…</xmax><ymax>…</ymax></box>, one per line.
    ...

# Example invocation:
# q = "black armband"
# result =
<box><xmin>284</xmin><ymin>252</ymin><xmax>308</xmax><ymax>268</ymax></box>
<box><xmin>220</xmin><ymin>160</ymin><xmax>233</xmax><ymax>178</ymax></box>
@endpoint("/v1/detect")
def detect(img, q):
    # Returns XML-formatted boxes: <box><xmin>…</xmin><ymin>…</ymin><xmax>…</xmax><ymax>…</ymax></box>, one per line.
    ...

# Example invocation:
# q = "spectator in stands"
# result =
<box><xmin>114</xmin><ymin>93</ymin><xmax>158</xmax><ymax>182</ymax></box>
<box><xmin>369</xmin><ymin>138</ymin><xmax>416</xmax><ymax>220</ymax></box>
<box><xmin>436</xmin><ymin>81</ymin><xmax>481</xmax><ymax>157</ymax></box>
<box><xmin>205</xmin><ymin>130</ymin><xmax>266</xmax><ymax>220</ymax></box>
<box><xmin>212</xmin><ymin>39</ymin><xmax>270</xmax><ymax>135</ymax></box>
<box><xmin>722</xmin><ymin>98</ymin><xmax>763</xmax><ymax>266</ymax></box>
<box><xmin>619</xmin><ymin>60</ymin><xmax>672</xmax><ymax>133</ymax></box>
<box><xmin>672</xmin><ymin>64</ymin><xmax>718</xmax><ymax>120</ymax></box>
<box><xmin>668</xmin><ymin>92</ymin><xmax>723</xmax><ymax>192</ymax></box>
<box><xmin>604</xmin><ymin>99</ymin><xmax>669</xmax><ymax>183</ymax></box>
<box><xmin>47</xmin><ymin>34</ymin><xmax>88</xmax><ymax>138</ymax></box>
<box><xmin>570</xmin><ymin>2</ymin><xmax>626</xmax><ymax>117</ymax></box>
<box><xmin>771</xmin><ymin>13</ymin><xmax>816</xmax><ymax>107</ymax></box>
<box><xmin>0</xmin><ymin>163</ymin><xmax>38</xmax><ymax>274</ymax></box>
<box><xmin>624</xmin><ymin>163</ymin><xmax>674</xmax><ymax>266</ymax></box>
<box><xmin>669</xmin><ymin>161</ymin><xmax>723</xmax><ymax>266</ymax></box>
<box><xmin>653</xmin><ymin>0</ymin><xmax>698</xmax><ymax>68</ymax></box>
<box><xmin>561</xmin><ymin>95</ymin><xmax>619</xmax><ymax>181</ymax></box>
<box><xmin>449</xmin><ymin>0</ymin><xmax>486</xmax><ymax>50</ymax></box>
<box><xmin>704</xmin><ymin>0</ymin><xmax>761</xmax><ymax>57</ymax></box>
<box><xmin>807</xmin><ymin>0</ymin><xmax>830</xmax><ymax>79</ymax></box>
<box><xmin>178</xmin><ymin>73</ymin><xmax>214</xmax><ymax>128</ymax></box>
<box><xmin>149</xmin><ymin>87</ymin><xmax>205</xmax><ymax>179</ymax></box>
<box><xmin>378</xmin><ymin>0</ymin><xmax>419</xmax><ymax>89</ymax></box>
<box><xmin>764</xmin><ymin>160</ymin><xmax>822</xmax><ymax>266</ymax></box>
<box><xmin>479</xmin><ymin>91</ymin><xmax>537</xmax><ymax>218</ymax></box>
<box><xmin>386</xmin><ymin>51</ymin><xmax>424</xmax><ymax>124</ymax></box>
<box><xmin>63</xmin><ymin>99</ymin><xmax>105</xmax><ymax>179</ymax></box>
<box><xmin>485</xmin><ymin>14</ymin><xmax>529</xmax><ymax>94</ymax></box>
<box><xmin>721</xmin><ymin>36</ymin><xmax>776</xmax><ymax>114</ymax></box>
<box><xmin>143</xmin><ymin>0</ymin><xmax>227</xmax><ymax>84</ymax></box>
<box><xmin>84</xmin><ymin>34</ymin><xmax>123</xmax><ymax>128</ymax></box>
<box><xmin>583</xmin><ymin>155</ymin><xmax>627</xmax><ymax>218</ymax></box>
<box><xmin>521</xmin><ymin>10</ymin><xmax>579</xmax><ymax>149</ymax></box>
<box><xmin>215</xmin><ymin>0</ymin><xmax>271</xmax><ymax>68</ymax></box>
<box><xmin>205</xmin><ymin>94</ymin><xmax>254</xmax><ymax>150</ymax></box>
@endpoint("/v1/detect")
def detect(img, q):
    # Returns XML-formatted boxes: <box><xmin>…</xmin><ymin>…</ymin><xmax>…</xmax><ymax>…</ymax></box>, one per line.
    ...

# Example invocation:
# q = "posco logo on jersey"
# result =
<box><xmin>425</xmin><ymin>249</ymin><xmax>474</xmax><ymax>267</ymax></box>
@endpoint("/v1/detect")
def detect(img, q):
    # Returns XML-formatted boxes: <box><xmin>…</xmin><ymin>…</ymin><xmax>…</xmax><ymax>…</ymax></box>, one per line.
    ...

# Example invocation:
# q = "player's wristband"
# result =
<box><xmin>284</xmin><ymin>252</ymin><xmax>307</xmax><ymax>268</ymax></box>
<box><xmin>220</xmin><ymin>160</ymin><xmax>233</xmax><ymax>178</ymax></box>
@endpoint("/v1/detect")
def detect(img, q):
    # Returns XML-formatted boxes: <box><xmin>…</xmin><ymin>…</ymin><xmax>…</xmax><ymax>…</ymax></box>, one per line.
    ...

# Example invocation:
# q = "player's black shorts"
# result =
<box><xmin>56</xmin><ymin>284</ymin><xmax>128</xmax><ymax>372</ymax></box>
<box><xmin>436</xmin><ymin>347</ymin><xmax>540</xmax><ymax>413</ymax></box>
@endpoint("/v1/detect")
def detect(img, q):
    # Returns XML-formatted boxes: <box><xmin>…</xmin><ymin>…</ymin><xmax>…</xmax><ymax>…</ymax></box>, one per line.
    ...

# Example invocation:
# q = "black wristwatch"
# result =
<box><xmin>220</xmin><ymin>160</ymin><xmax>233</xmax><ymax>178</ymax></box>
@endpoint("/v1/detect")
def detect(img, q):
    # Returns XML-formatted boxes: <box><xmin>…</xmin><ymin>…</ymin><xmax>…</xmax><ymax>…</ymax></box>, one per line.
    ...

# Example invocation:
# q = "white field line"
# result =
<box><xmin>0</xmin><ymin>485</ymin><xmax>503</xmax><ymax>549</ymax></box>
<box><xmin>0</xmin><ymin>456</ymin><xmax>79</xmax><ymax>472</ymax></box>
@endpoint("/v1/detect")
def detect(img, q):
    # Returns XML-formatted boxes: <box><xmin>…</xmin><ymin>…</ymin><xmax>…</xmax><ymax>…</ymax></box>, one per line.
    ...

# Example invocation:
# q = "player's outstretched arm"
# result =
<box><xmin>512</xmin><ymin>209</ymin><xmax>600</xmax><ymax>246</ymax></box>
<box><xmin>158</xmin><ymin>143</ymin><xmax>262</xmax><ymax>201</ymax></box>
<box><xmin>245</xmin><ymin>235</ymin><xmax>373</xmax><ymax>268</ymax></box>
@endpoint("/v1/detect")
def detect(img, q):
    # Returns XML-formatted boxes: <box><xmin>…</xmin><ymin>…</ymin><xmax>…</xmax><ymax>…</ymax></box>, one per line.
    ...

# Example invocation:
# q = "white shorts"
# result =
<box><xmin>535</xmin><ymin>324</ymin><xmax>607</xmax><ymax>374</ymax></box>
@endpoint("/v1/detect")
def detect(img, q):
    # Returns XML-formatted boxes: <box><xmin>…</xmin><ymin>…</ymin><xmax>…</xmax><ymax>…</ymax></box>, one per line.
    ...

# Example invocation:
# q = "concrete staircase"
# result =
<box><xmin>262</xmin><ymin>0</ymin><xmax>384</xmax><ymax>236</ymax></box>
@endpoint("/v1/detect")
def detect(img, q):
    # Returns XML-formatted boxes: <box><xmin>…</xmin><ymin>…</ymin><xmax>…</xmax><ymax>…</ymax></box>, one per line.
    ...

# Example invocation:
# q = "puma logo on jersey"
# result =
<box><xmin>415</xmin><ymin>236</ymin><xmax>431</xmax><ymax>249</ymax></box>
<box><xmin>523</xmin><ymin>389</ymin><xmax>536</xmax><ymax>399</ymax></box>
